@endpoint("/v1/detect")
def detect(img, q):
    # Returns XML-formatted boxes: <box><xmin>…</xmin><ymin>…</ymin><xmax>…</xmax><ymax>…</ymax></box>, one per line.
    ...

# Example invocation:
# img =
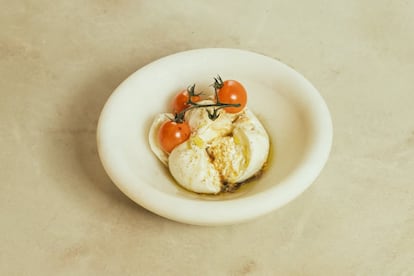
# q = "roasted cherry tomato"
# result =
<box><xmin>172</xmin><ymin>90</ymin><xmax>201</xmax><ymax>113</ymax></box>
<box><xmin>158</xmin><ymin>120</ymin><xmax>191</xmax><ymax>153</ymax></box>
<box><xmin>217</xmin><ymin>80</ymin><xmax>247</xmax><ymax>113</ymax></box>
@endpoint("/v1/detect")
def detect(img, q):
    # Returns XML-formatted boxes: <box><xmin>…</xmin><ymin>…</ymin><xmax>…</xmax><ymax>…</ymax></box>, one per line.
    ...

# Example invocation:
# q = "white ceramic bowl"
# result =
<box><xmin>97</xmin><ymin>48</ymin><xmax>332</xmax><ymax>226</ymax></box>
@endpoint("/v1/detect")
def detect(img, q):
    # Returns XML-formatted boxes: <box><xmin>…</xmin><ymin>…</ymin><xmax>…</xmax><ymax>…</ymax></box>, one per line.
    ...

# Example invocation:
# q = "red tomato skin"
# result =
<box><xmin>172</xmin><ymin>90</ymin><xmax>201</xmax><ymax>113</ymax></box>
<box><xmin>217</xmin><ymin>80</ymin><xmax>247</xmax><ymax>113</ymax></box>
<box><xmin>158</xmin><ymin>121</ymin><xmax>191</xmax><ymax>153</ymax></box>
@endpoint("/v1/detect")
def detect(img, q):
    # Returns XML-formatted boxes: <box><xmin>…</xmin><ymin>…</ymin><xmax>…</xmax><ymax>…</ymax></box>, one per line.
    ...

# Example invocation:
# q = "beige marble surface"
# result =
<box><xmin>1</xmin><ymin>0</ymin><xmax>414</xmax><ymax>275</ymax></box>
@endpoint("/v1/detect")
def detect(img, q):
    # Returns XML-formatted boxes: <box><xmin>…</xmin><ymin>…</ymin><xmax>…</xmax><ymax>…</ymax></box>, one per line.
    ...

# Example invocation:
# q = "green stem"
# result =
<box><xmin>173</xmin><ymin>75</ymin><xmax>239</xmax><ymax>122</ymax></box>
<box><xmin>174</xmin><ymin>102</ymin><xmax>240</xmax><ymax>123</ymax></box>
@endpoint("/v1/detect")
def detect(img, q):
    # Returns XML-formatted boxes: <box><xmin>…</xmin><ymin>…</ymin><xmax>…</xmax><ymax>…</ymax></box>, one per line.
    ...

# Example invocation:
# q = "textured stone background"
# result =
<box><xmin>1</xmin><ymin>0</ymin><xmax>413</xmax><ymax>275</ymax></box>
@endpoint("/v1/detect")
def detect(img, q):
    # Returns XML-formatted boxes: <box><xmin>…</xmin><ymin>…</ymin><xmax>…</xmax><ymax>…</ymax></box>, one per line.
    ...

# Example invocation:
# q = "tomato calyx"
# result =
<box><xmin>185</xmin><ymin>84</ymin><xmax>202</xmax><ymax>105</ymax></box>
<box><xmin>173</xmin><ymin>111</ymin><xmax>186</xmax><ymax>124</ymax></box>
<box><xmin>213</xmin><ymin>75</ymin><xmax>225</xmax><ymax>91</ymax></box>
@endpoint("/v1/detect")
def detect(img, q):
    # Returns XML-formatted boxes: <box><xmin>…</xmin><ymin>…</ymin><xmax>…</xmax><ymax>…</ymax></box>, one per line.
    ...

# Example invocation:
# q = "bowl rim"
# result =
<box><xmin>97</xmin><ymin>48</ymin><xmax>333</xmax><ymax>226</ymax></box>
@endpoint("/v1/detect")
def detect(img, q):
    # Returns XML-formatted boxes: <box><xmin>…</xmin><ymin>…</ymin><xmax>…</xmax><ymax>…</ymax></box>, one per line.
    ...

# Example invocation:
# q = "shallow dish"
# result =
<box><xmin>97</xmin><ymin>48</ymin><xmax>332</xmax><ymax>225</ymax></box>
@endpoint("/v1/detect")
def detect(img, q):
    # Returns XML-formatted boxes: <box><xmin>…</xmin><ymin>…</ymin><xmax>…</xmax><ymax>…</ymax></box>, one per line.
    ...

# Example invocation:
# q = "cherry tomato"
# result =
<box><xmin>217</xmin><ymin>80</ymin><xmax>247</xmax><ymax>113</ymax></box>
<box><xmin>158</xmin><ymin>120</ymin><xmax>191</xmax><ymax>153</ymax></box>
<box><xmin>172</xmin><ymin>90</ymin><xmax>201</xmax><ymax>113</ymax></box>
